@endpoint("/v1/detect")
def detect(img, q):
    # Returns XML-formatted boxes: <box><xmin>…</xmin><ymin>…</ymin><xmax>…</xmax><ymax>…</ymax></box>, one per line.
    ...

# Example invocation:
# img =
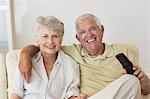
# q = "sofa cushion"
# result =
<box><xmin>5</xmin><ymin>48</ymin><xmax>150</xmax><ymax>99</ymax></box>
<box><xmin>0</xmin><ymin>53</ymin><xmax>7</xmax><ymax>99</ymax></box>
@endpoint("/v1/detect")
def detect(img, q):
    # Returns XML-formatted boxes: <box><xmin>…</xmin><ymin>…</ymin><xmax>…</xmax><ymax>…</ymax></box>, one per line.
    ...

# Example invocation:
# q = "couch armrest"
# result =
<box><xmin>6</xmin><ymin>49</ymin><xmax>21</xmax><ymax>98</ymax></box>
<box><xmin>0</xmin><ymin>53</ymin><xmax>8</xmax><ymax>99</ymax></box>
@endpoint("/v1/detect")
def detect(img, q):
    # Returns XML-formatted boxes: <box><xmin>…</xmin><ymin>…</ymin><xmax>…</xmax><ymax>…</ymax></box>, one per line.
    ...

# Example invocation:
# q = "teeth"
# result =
<box><xmin>46</xmin><ymin>45</ymin><xmax>55</xmax><ymax>49</ymax></box>
<box><xmin>87</xmin><ymin>39</ymin><xmax>95</xmax><ymax>43</ymax></box>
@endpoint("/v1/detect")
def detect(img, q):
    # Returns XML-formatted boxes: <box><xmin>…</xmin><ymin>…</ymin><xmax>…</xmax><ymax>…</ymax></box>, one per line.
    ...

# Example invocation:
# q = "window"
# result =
<box><xmin>0</xmin><ymin>0</ymin><xmax>8</xmax><ymax>52</ymax></box>
<box><xmin>0</xmin><ymin>0</ymin><xmax>14</xmax><ymax>52</ymax></box>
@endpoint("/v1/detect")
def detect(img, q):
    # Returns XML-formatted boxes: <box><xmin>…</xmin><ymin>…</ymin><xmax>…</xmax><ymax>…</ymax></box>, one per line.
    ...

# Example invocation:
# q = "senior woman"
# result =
<box><xmin>10</xmin><ymin>16</ymin><xmax>86</xmax><ymax>99</ymax></box>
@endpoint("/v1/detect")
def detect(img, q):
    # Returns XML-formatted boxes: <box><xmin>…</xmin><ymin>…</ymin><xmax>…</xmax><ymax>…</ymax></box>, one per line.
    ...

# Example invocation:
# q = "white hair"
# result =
<box><xmin>75</xmin><ymin>14</ymin><xmax>102</xmax><ymax>33</ymax></box>
<box><xmin>33</xmin><ymin>15</ymin><xmax>64</xmax><ymax>39</ymax></box>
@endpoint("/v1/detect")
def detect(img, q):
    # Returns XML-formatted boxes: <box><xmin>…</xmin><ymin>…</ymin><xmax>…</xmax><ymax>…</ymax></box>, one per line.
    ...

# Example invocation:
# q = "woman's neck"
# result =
<box><xmin>41</xmin><ymin>52</ymin><xmax>58</xmax><ymax>77</ymax></box>
<box><xmin>42</xmin><ymin>52</ymin><xmax>57</xmax><ymax>66</ymax></box>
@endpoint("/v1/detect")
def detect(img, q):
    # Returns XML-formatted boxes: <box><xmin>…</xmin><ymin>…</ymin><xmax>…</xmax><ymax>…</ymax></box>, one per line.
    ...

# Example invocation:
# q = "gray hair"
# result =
<box><xmin>75</xmin><ymin>14</ymin><xmax>102</xmax><ymax>33</ymax></box>
<box><xmin>34</xmin><ymin>16</ymin><xmax>64</xmax><ymax>38</ymax></box>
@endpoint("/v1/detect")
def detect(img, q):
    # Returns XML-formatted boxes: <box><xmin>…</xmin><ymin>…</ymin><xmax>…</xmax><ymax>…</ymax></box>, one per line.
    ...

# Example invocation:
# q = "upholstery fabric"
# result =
<box><xmin>6</xmin><ymin>49</ymin><xmax>21</xmax><ymax>99</ymax></box>
<box><xmin>0</xmin><ymin>46</ymin><xmax>149</xmax><ymax>99</ymax></box>
<box><xmin>0</xmin><ymin>53</ymin><xmax>7</xmax><ymax>99</ymax></box>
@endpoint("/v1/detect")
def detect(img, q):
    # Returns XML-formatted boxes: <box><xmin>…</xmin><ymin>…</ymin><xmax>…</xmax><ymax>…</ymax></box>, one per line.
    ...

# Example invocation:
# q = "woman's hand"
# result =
<box><xmin>69</xmin><ymin>93</ymin><xmax>87</xmax><ymax>99</ymax></box>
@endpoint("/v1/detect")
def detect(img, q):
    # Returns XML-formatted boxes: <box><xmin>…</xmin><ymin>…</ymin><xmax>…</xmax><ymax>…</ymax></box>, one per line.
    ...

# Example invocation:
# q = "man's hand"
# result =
<box><xmin>133</xmin><ymin>65</ymin><xmax>150</xmax><ymax>95</ymax></box>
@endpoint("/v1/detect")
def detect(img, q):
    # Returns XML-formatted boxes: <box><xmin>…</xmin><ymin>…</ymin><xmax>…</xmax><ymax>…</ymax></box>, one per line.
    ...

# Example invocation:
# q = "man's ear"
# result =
<box><xmin>100</xmin><ymin>25</ymin><xmax>104</xmax><ymax>33</ymax></box>
<box><xmin>76</xmin><ymin>34</ymin><xmax>80</xmax><ymax>42</ymax></box>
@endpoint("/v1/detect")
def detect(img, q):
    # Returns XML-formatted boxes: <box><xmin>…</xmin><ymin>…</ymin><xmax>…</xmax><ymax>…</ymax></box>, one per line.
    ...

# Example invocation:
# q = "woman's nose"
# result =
<box><xmin>47</xmin><ymin>36</ymin><xmax>53</xmax><ymax>43</ymax></box>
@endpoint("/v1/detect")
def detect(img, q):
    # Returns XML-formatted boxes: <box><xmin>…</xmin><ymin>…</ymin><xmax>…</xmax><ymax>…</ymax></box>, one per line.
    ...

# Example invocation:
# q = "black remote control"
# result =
<box><xmin>116</xmin><ymin>53</ymin><xmax>135</xmax><ymax>74</ymax></box>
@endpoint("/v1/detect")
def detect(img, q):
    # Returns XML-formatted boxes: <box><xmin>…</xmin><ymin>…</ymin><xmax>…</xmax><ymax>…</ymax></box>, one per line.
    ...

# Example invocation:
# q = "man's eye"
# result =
<box><xmin>89</xmin><ymin>26</ymin><xmax>97</xmax><ymax>31</ymax></box>
<box><xmin>43</xmin><ymin>35</ymin><xmax>48</xmax><ymax>38</ymax></box>
<box><xmin>79</xmin><ymin>31</ymin><xmax>86</xmax><ymax>35</ymax></box>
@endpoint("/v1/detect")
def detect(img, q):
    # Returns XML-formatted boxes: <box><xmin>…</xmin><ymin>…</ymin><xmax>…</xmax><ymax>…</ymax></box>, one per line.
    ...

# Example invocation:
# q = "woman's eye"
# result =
<box><xmin>53</xmin><ymin>35</ymin><xmax>59</xmax><ymax>38</ymax></box>
<box><xmin>52</xmin><ymin>35</ymin><xmax>61</xmax><ymax>39</ymax></box>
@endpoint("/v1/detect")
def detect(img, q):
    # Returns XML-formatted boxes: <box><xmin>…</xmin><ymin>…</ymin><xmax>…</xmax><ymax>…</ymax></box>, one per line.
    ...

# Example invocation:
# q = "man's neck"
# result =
<box><xmin>99</xmin><ymin>43</ymin><xmax>105</xmax><ymax>55</ymax></box>
<box><xmin>87</xmin><ymin>43</ymin><xmax>105</xmax><ymax>56</ymax></box>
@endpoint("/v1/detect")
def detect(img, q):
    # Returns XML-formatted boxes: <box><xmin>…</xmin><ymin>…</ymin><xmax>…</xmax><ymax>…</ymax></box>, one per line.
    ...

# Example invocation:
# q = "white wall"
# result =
<box><xmin>12</xmin><ymin>0</ymin><xmax>149</xmax><ymax>72</ymax></box>
<box><xmin>148</xmin><ymin>0</ymin><xmax>150</xmax><ymax>72</ymax></box>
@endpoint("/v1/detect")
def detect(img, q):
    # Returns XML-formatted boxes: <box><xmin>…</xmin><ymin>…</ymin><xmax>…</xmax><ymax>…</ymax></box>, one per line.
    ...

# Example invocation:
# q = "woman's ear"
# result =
<box><xmin>35</xmin><ymin>39</ymin><xmax>39</xmax><ymax>47</ymax></box>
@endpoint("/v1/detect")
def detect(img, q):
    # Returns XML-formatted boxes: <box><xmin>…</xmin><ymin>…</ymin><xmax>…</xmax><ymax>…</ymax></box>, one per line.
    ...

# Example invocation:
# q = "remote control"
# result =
<box><xmin>116</xmin><ymin>53</ymin><xmax>135</xmax><ymax>74</ymax></box>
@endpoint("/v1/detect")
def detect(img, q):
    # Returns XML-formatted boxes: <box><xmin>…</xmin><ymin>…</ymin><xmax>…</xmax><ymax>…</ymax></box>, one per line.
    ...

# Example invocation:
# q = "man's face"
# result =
<box><xmin>37</xmin><ymin>26</ymin><xmax>63</xmax><ymax>55</ymax></box>
<box><xmin>76</xmin><ymin>18</ymin><xmax>104</xmax><ymax>55</ymax></box>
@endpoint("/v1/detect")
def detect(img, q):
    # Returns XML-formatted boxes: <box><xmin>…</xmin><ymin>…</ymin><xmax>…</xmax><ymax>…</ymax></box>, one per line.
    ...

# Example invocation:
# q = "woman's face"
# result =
<box><xmin>37</xmin><ymin>26</ymin><xmax>63</xmax><ymax>55</ymax></box>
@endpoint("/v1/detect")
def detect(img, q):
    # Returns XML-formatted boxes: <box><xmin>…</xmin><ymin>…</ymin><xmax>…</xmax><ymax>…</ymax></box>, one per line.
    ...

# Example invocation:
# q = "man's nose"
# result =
<box><xmin>86</xmin><ymin>30</ymin><xmax>93</xmax><ymax>36</ymax></box>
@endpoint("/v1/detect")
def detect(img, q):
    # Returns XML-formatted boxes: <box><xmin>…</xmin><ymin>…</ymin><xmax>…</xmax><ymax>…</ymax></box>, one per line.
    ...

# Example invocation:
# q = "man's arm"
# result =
<box><xmin>133</xmin><ymin>66</ymin><xmax>150</xmax><ymax>95</ymax></box>
<box><xmin>125</xmin><ymin>45</ymin><xmax>150</xmax><ymax>95</ymax></box>
<box><xmin>19</xmin><ymin>45</ymin><xmax>39</xmax><ymax>83</ymax></box>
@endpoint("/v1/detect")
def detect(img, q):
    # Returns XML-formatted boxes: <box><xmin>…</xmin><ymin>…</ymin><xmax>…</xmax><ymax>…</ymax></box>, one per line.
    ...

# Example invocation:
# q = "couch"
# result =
<box><xmin>0</xmin><ymin>47</ymin><xmax>150</xmax><ymax>99</ymax></box>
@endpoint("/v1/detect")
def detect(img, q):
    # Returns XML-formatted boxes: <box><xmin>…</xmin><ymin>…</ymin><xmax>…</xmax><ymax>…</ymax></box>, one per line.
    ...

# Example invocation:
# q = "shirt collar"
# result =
<box><xmin>81</xmin><ymin>43</ymin><xmax>114</xmax><ymax>59</ymax></box>
<box><xmin>33</xmin><ymin>50</ymin><xmax>63</xmax><ymax>65</ymax></box>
